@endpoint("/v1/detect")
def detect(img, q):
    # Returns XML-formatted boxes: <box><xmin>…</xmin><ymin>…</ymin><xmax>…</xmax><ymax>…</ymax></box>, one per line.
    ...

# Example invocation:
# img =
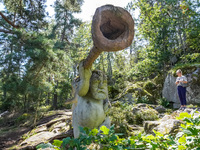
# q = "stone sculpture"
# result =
<box><xmin>72</xmin><ymin>62</ymin><xmax>111</xmax><ymax>138</ymax></box>
<box><xmin>68</xmin><ymin>4</ymin><xmax>134</xmax><ymax>138</ymax></box>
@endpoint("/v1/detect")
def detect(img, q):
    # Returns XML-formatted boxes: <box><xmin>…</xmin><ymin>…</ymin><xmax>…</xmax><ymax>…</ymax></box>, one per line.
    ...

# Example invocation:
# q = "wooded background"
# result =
<box><xmin>0</xmin><ymin>0</ymin><xmax>199</xmax><ymax>111</ymax></box>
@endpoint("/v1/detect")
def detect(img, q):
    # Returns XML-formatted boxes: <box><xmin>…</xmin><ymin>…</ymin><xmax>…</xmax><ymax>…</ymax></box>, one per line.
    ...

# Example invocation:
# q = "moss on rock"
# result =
<box><xmin>169</xmin><ymin>63</ymin><xmax>200</xmax><ymax>76</ymax></box>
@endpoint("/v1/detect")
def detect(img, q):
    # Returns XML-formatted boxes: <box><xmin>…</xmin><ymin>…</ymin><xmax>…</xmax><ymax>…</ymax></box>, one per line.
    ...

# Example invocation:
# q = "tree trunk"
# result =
<box><xmin>100</xmin><ymin>54</ymin><xmax>105</xmax><ymax>73</ymax></box>
<box><xmin>46</xmin><ymin>76</ymin><xmax>51</xmax><ymax>105</ymax></box>
<box><xmin>53</xmin><ymin>80</ymin><xmax>58</xmax><ymax>109</ymax></box>
<box><xmin>3</xmin><ymin>86</ymin><xmax>6</xmax><ymax>100</ymax></box>
<box><xmin>53</xmin><ymin>92</ymin><xmax>58</xmax><ymax>109</ymax></box>
<box><xmin>23</xmin><ymin>94</ymin><xmax>27</xmax><ymax>112</ymax></box>
<box><xmin>107</xmin><ymin>53</ymin><xmax>112</xmax><ymax>83</ymax></box>
<box><xmin>46</xmin><ymin>93</ymin><xmax>50</xmax><ymax>105</ymax></box>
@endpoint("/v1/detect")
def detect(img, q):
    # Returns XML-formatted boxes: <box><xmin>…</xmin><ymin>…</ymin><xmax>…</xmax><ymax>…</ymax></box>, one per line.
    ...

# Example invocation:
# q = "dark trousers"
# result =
<box><xmin>177</xmin><ymin>86</ymin><xmax>187</xmax><ymax>105</ymax></box>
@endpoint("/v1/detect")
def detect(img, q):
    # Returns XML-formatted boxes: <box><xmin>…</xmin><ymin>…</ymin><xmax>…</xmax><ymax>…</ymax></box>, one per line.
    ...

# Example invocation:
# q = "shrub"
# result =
<box><xmin>135</xmin><ymin>95</ymin><xmax>152</xmax><ymax>104</ymax></box>
<box><xmin>109</xmin><ymin>102</ymin><xmax>135</xmax><ymax>136</ymax></box>
<box><xmin>157</xmin><ymin>97</ymin><xmax>170</xmax><ymax>108</ymax></box>
<box><xmin>16</xmin><ymin>113</ymin><xmax>31</xmax><ymax>123</ymax></box>
<box><xmin>36</xmin><ymin>111</ymin><xmax>200</xmax><ymax>150</ymax></box>
<box><xmin>134</xmin><ymin>107</ymin><xmax>159</xmax><ymax>125</ymax></box>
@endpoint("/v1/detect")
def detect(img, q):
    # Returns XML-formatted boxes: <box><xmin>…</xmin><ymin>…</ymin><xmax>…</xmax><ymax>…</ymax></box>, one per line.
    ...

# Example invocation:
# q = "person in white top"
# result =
<box><xmin>175</xmin><ymin>69</ymin><xmax>188</xmax><ymax>109</ymax></box>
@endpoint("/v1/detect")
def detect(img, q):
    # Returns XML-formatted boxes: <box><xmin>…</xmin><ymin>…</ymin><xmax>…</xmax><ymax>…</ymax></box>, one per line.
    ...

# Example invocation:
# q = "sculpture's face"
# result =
<box><xmin>90</xmin><ymin>77</ymin><xmax>108</xmax><ymax>100</ymax></box>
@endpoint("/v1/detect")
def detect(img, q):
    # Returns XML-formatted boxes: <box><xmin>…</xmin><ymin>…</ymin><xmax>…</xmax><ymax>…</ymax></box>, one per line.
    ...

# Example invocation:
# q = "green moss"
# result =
<box><xmin>109</xmin><ymin>102</ymin><xmax>136</xmax><ymax>137</ymax></box>
<box><xmin>169</xmin><ymin>63</ymin><xmax>200</xmax><ymax>76</ymax></box>
<box><xmin>112</xmin><ymin>83</ymin><xmax>152</xmax><ymax>102</ymax></box>
<box><xmin>135</xmin><ymin>108</ymin><xmax>158</xmax><ymax>125</ymax></box>
<box><xmin>109</xmin><ymin>102</ymin><xmax>159</xmax><ymax>137</ymax></box>
<box><xmin>143</xmin><ymin>80</ymin><xmax>156</xmax><ymax>89</ymax></box>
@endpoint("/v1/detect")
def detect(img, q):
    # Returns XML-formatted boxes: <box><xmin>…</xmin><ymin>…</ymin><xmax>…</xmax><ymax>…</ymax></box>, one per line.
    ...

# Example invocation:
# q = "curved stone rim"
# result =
<box><xmin>91</xmin><ymin>4</ymin><xmax>135</xmax><ymax>52</ymax></box>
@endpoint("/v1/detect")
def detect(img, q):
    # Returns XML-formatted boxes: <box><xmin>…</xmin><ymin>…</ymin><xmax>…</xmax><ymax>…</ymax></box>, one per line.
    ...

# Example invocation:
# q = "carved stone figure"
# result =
<box><xmin>67</xmin><ymin>4</ymin><xmax>134</xmax><ymax>138</ymax></box>
<box><xmin>72</xmin><ymin>62</ymin><xmax>110</xmax><ymax>138</ymax></box>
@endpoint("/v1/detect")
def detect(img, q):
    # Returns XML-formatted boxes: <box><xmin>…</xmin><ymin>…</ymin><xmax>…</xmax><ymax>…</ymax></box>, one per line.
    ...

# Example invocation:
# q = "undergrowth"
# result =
<box><xmin>37</xmin><ymin>111</ymin><xmax>200</xmax><ymax>150</ymax></box>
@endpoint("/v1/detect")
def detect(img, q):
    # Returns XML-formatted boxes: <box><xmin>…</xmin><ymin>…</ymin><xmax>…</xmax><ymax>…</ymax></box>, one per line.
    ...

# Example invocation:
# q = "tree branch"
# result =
<box><xmin>0</xmin><ymin>11</ymin><xmax>20</xmax><ymax>28</ymax></box>
<box><xmin>0</xmin><ymin>28</ymin><xmax>13</xmax><ymax>34</ymax></box>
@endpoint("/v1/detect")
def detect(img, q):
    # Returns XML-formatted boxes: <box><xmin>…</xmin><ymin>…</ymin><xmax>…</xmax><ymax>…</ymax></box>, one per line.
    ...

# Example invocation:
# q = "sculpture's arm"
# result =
<box><xmin>65</xmin><ymin>94</ymin><xmax>78</xmax><ymax>105</ymax></box>
<box><xmin>78</xmin><ymin>61</ymin><xmax>92</xmax><ymax>96</ymax></box>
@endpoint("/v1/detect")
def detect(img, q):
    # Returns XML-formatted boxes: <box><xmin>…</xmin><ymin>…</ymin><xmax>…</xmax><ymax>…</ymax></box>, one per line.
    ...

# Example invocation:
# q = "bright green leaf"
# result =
<box><xmin>100</xmin><ymin>126</ymin><xmax>110</xmax><ymax>135</ymax></box>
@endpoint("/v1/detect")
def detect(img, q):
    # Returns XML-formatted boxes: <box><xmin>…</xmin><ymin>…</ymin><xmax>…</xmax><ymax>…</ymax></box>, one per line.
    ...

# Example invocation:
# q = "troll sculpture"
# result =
<box><xmin>66</xmin><ymin>5</ymin><xmax>134</xmax><ymax>138</ymax></box>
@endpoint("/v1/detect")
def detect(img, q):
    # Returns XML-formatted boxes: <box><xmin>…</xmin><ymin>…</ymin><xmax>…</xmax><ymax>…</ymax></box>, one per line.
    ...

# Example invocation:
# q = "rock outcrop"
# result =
<box><xmin>162</xmin><ymin>66</ymin><xmax>200</xmax><ymax>108</ymax></box>
<box><xmin>144</xmin><ymin>115</ymin><xmax>181</xmax><ymax>135</ymax></box>
<box><xmin>144</xmin><ymin>107</ymin><xmax>200</xmax><ymax>135</ymax></box>
<box><xmin>19</xmin><ymin>111</ymin><xmax>72</xmax><ymax>149</ymax></box>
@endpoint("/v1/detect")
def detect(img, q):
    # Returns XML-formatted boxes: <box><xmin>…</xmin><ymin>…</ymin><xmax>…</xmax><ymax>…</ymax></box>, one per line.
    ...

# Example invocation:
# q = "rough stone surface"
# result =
<box><xmin>162</xmin><ymin>67</ymin><xmax>200</xmax><ymax>108</ymax></box>
<box><xmin>20</xmin><ymin>132</ymin><xmax>57</xmax><ymax>147</ymax></box>
<box><xmin>118</xmin><ymin>93</ymin><xmax>134</xmax><ymax>103</ymax></box>
<box><xmin>72</xmin><ymin>63</ymin><xmax>110</xmax><ymax>138</ymax></box>
<box><xmin>144</xmin><ymin>108</ymin><xmax>200</xmax><ymax>135</ymax></box>
<box><xmin>155</xmin><ymin>105</ymin><xmax>166</xmax><ymax>113</ymax></box>
<box><xmin>144</xmin><ymin>115</ymin><xmax>181</xmax><ymax>135</ymax></box>
<box><xmin>19</xmin><ymin>112</ymin><xmax>72</xmax><ymax>149</ymax></box>
<box><xmin>132</xmin><ymin>104</ymin><xmax>159</xmax><ymax>125</ymax></box>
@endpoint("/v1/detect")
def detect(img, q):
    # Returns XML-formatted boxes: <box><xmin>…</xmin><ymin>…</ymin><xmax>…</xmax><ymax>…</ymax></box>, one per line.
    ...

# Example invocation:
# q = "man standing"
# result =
<box><xmin>175</xmin><ymin>69</ymin><xmax>188</xmax><ymax>110</ymax></box>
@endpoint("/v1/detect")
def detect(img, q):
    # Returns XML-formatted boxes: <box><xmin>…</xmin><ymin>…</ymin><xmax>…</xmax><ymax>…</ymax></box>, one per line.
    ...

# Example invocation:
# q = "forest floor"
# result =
<box><xmin>0</xmin><ymin>104</ymin><xmax>199</xmax><ymax>150</ymax></box>
<box><xmin>0</xmin><ymin>126</ymin><xmax>31</xmax><ymax>150</ymax></box>
<box><xmin>0</xmin><ymin>109</ymin><xmax>72</xmax><ymax>150</ymax></box>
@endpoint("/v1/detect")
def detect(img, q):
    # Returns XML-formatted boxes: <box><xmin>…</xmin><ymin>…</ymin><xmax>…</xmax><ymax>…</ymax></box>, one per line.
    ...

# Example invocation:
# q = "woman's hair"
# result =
<box><xmin>176</xmin><ymin>69</ymin><xmax>182</xmax><ymax>74</ymax></box>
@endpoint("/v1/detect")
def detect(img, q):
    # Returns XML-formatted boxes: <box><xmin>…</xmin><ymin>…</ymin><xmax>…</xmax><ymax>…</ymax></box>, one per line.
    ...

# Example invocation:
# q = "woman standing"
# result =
<box><xmin>175</xmin><ymin>69</ymin><xmax>188</xmax><ymax>109</ymax></box>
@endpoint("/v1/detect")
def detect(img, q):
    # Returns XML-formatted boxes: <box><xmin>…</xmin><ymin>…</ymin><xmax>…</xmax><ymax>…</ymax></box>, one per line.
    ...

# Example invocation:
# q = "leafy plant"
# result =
<box><xmin>136</xmin><ymin>95</ymin><xmax>152</xmax><ymax>104</ymax></box>
<box><xmin>175</xmin><ymin>111</ymin><xmax>200</xmax><ymax>149</ymax></box>
<box><xmin>36</xmin><ymin>111</ymin><xmax>200</xmax><ymax>150</ymax></box>
<box><xmin>157</xmin><ymin>97</ymin><xmax>170</xmax><ymax>108</ymax></box>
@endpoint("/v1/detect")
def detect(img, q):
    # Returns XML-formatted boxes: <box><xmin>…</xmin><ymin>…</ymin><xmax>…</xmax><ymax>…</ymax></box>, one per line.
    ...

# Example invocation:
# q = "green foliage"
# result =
<box><xmin>134</xmin><ymin>106</ymin><xmax>159</xmax><ymax>125</ymax></box>
<box><xmin>136</xmin><ymin>95</ymin><xmax>152</xmax><ymax>104</ymax></box>
<box><xmin>37</xmin><ymin>112</ymin><xmax>200</xmax><ymax>150</ymax></box>
<box><xmin>175</xmin><ymin>111</ymin><xmax>200</xmax><ymax>149</ymax></box>
<box><xmin>109</xmin><ymin>102</ymin><xmax>158</xmax><ymax>136</ymax></box>
<box><xmin>157</xmin><ymin>97</ymin><xmax>170</xmax><ymax>108</ymax></box>
<box><xmin>36</xmin><ymin>143</ymin><xmax>54</xmax><ymax>149</ymax></box>
<box><xmin>109</xmin><ymin>102</ymin><xmax>135</xmax><ymax>136</ymax></box>
<box><xmin>180</xmin><ymin>53</ymin><xmax>200</xmax><ymax>64</ymax></box>
<box><xmin>129</xmin><ymin>57</ymin><xmax>160</xmax><ymax>80</ymax></box>
<box><xmin>169</xmin><ymin>63</ymin><xmax>200</xmax><ymax>76</ymax></box>
<box><xmin>126</xmin><ymin>0</ymin><xmax>200</xmax><ymax>92</ymax></box>
<box><xmin>0</xmin><ymin>0</ymin><xmax>83</xmax><ymax>111</ymax></box>
<box><xmin>16</xmin><ymin>113</ymin><xmax>31</xmax><ymax>123</ymax></box>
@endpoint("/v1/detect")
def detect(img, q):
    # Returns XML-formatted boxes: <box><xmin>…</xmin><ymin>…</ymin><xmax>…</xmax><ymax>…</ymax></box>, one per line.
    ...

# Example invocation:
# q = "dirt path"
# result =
<box><xmin>0</xmin><ymin>127</ymin><xmax>31</xmax><ymax>150</ymax></box>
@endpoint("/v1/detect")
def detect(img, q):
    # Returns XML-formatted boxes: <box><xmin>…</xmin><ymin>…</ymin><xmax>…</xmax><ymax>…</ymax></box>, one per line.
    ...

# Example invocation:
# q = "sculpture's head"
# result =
<box><xmin>89</xmin><ymin>70</ymin><xmax>108</xmax><ymax>100</ymax></box>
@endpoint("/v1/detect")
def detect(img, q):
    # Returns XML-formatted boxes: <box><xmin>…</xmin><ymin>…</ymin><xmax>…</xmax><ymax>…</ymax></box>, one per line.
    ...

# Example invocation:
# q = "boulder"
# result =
<box><xmin>144</xmin><ymin>121</ymin><xmax>160</xmax><ymax>134</ymax></box>
<box><xmin>144</xmin><ymin>115</ymin><xmax>181</xmax><ymax>135</ymax></box>
<box><xmin>20</xmin><ymin>132</ymin><xmax>57</xmax><ymax>147</ymax></box>
<box><xmin>155</xmin><ymin>117</ymin><xmax>181</xmax><ymax>135</ymax></box>
<box><xmin>19</xmin><ymin>112</ymin><xmax>72</xmax><ymax>149</ymax></box>
<box><xmin>162</xmin><ymin>67</ymin><xmax>200</xmax><ymax>108</ymax></box>
<box><xmin>132</xmin><ymin>104</ymin><xmax>159</xmax><ymax>125</ymax></box>
<box><xmin>144</xmin><ymin>108</ymin><xmax>200</xmax><ymax>135</ymax></box>
<box><xmin>155</xmin><ymin>105</ymin><xmax>166</xmax><ymax>113</ymax></box>
<box><xmin>173</xmin><ymin>107</ymin><xmax>200</xmax><ymax>117</ymax></box>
